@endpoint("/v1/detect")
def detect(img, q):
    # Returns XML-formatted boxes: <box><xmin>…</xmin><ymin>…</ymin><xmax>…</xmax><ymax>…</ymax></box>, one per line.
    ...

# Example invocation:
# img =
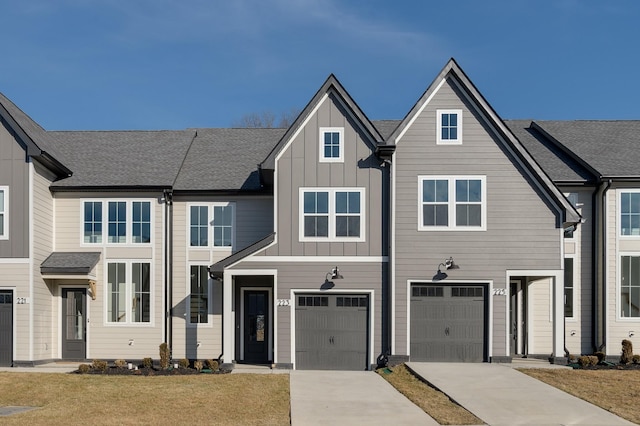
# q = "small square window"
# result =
<box><xmin>437</xmin><ymin>110</ymin><xmax>462</xmax><ymax>144</ymax></box>
<box><xmin>319</xmin><ymin>127</ymin><xmax>344</xmax><ymax>162</ymax></box>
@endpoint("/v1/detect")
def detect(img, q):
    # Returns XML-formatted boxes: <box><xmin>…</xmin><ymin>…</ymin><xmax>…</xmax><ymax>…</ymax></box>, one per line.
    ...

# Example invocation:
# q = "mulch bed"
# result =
<box><xmin>569</xmin><ymin>362</ymin><xmax>640</xmax><ymax>370</ymax></box>
<box><xmin>75</xmin><ymin>366</ymin><xmax>231</xmax><ymax>376</ymax></box>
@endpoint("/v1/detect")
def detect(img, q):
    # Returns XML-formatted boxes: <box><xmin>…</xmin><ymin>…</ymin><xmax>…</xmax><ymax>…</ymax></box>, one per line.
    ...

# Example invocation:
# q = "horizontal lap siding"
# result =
<box><xmin>394</xmin><ymin>78</ymin><xmax>562</xmax><ymax>357</ymax></box>
<box><xmin>0</xmin><ymin>263</ymin><xmax>29</xmax><ymax>360</ymax></box>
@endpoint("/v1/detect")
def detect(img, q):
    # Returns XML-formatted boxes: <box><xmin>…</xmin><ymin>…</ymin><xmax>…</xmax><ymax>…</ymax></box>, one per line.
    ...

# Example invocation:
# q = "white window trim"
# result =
<box><xmin>617</xmin><ymin>252</ymin><xmax>640</xmax><ymax>321</ymax></box>
<box><xmin>618</xmin><ymin>190</ymin><xmax>640</xmax><ymax>238</ymax></box>
<box><xmin>564</xmin><ymin>256</ymin><xmax>576</xmax><ymax>321</ymax></box>
<box><xmin>436</xmin><ymin>109</ymin><xmax>463</xmax><ymax>145</ymax></box>
<box><xmin>80</xmin><ymin>199</ymin><xmax>154</xmax><ymax>246</ymax></box>
<box><xmin>187</xmin><ymin>202</ymin><xmax>235</xmax><ymax>250</ymax></box>
<box><xmin>418</xmin><ymin>175</ymin><xmax>486</xmax><ymax>231</ymax></box>
<box><xmin>187</xmin><ymin>263</ymin><xmax>213</xmax><ymax>327</ymax></box>
<box><xmin>0</xmin><ymin>186</ymin><xmax>8</xmax><ymax>240</ymax></box>
<box><xmin>104</xmin><ymin>260</ymin><xmax>154</xmax><ymax>326</ymax></box>
<box><xmin>299</xmin><ymin>187</ymin><xmax>366</xmax><ymax>242</ymax></box>
<box><xmin>319</xmin><ymin>127</ymin><xmax>344</xmax><ymax>163</ymax></box>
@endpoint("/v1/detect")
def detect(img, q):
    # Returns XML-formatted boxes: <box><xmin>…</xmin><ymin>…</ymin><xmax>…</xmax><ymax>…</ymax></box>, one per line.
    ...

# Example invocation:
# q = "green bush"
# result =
<box><xmin>179</xmin><ymin>358</ymin><xmax>190</xmax><ymax>369</ymax></box>
<box><xmin>594</xmin><ymin>351</ymin><xmax>606</xmax><ymax>364</ymax></box>
<box><xmin>621</xmin><ymin>339</ymin><xmax>633</xmax><ymax>364</ymax></box>
<box><xmin>78</xmin><ymin>363</ymin><xmax>90</xmax><ymax>374</ymax></box>
<box><xmin>91</xmin><ymin>359</ymin><xmax>108</xmax><ymax>373</ymax></box>
<box><xmin>159</xmin><ymin>342</ymin><xmax>170</xmax><ymax>370</ymax></box>
<box><xmin>142</xmin><ymin>357</ymin><xmax>153</xmax><ymax>369</ymax></box>
<box><xmin>114</xmin><ymin>359</ymin><xmax>127</xmax><ymax>369</ymax></box>
<box><xmin>206</xmin><ymin>359</ymin><xmax>219</xmax><ymax>371</ymax></box>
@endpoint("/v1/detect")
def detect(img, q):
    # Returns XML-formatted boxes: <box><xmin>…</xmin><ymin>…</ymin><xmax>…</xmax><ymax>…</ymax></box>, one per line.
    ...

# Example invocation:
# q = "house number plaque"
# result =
<box><xmin>492</xmin><ymin>288</ymin><xmax>507</xmax><ymax>296</ymax></box>
<box><xmin>277</xmin><ymin>299</ymin><xmax>291</xmax><ymax>307</ymax></box>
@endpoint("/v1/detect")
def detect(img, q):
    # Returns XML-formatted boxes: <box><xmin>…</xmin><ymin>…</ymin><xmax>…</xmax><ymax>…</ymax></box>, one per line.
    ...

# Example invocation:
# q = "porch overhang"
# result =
<box><xmin>41</xmin><ymin>252</ymin><xmax>101</xmax><ymax>280</ymax></box>
<box><xmin>209</xmin><ymin>233</ymin><xmax>275</xmax><ymax>279</ymax></box>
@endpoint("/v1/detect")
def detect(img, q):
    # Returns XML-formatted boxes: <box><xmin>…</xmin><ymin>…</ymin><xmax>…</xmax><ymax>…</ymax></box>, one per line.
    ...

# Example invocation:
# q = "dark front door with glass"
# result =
<box><xmin>62</xmin><ymin>289</ymin><xmax>86</xmax><ymax>359</ymax></box>
<box><xmin>243</xmin><ymin>290</ymin><xmax>269</xmax><ymax>363</ymax></box>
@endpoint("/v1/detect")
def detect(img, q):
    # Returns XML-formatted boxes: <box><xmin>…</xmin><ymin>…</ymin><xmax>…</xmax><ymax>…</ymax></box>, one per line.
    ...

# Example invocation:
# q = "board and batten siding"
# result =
<box><xmin>261</xmin><ymin>93</ymin><xmax>386</xmax><ymax>258</ymax></box>
<box><xmin>0</xmin><ymin>119</ymin><xmax>29</xmax><ymax>258</ymax></box>
<box><xmin>393</xmin><ymin>78</ymin><xmax>563</xmax><ymax>358</ymax></box>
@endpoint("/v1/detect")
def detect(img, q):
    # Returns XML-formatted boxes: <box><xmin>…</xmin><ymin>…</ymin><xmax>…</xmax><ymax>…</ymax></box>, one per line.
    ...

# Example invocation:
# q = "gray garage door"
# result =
<box><xmin>295</xmin><ymin>294</ymin><xmax>369</xmax><ymax>370</ymax></box>
<box><xmin>410</xmin><ymin>284</ymin><xmax>486</xmax><ymax>362</ymax></box>
<box><xmin>0</xmin><ymin>291</ymin><xmax>12</xmax><ymax>367</ymax></box>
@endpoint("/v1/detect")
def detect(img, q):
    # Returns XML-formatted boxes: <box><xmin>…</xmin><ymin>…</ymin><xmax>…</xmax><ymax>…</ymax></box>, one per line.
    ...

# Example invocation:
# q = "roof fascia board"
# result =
<box><xmin>49</xmin><ymin>185</ymin><xmax>171</xmax><ymax>192</ymax></box>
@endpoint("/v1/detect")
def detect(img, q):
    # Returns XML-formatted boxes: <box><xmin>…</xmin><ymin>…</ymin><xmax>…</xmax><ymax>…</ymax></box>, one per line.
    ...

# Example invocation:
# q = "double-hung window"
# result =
<box><xmin>319</xmin><ymin>127</ymin><xmax>344</xmax><ymax>162</ymax></box>
<box><xmin>564</xmin><ymin>258</ymin><xmax>574</xmax><ymax>318</ymax></box>
<box><xmin>0</xmin><ymin>187</ymin><xmax>7</xmax><ymax>239</ymax></box>
<box><xmin>107</xmin><ymin>261</ymin><xmax>151</xmax><ymax>324</ymax></box>
<box><xmin>620</xmin><ymin>192</ymin><xmax>640</xmax><ymax>236</ymax></box>
<box><xmin>188</xmin><ymin>203</ymin><xmax>234</xmax><ymax>248</ymax></box>
<box><xmin>300</xmin><ymin>188</ymin><xmax>365</xmax><ymax>241</ymax></box>
<box><xmin>189</xmin><ymin>265</ymin><xmax>210</xmax><ymax>324</ymax></box>
<box><xmin>419</xmin><ymin>176</ymin><xmax>486</xmax><ymax>230</ymax></box>
<box><xmin>620</xmin><ymin>255</ymin><xmax>640</xmax><ymax>318</ymax></box>
<box><xmin>437</xmin><ymin>109</ymin><xmax>462</xmax><ymax>144</ymax></box>
<box><xmin>83</xmin><ymin>200</ymin><xmax>152</xmax><ymax>245</ymax></box>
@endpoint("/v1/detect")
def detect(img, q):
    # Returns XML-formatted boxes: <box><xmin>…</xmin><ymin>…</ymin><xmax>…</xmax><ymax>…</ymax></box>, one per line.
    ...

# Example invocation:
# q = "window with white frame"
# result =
<box><xmin>437</xmin><ymin>109</ymin><xmax>462</xmax><ymax>144</ymax></box>
<box><xmin>190</xmin><ymin>265</ymin><xmax>210</xmax><ymax>324</ymax></box>
<box><xmin>621</xmin><ymin>255</ymin><xmax>640</xmax><ymax>318</ymax></box>
<box><xmin>300</xmin><ymin>188</ymin><xmax>364</xmax><ymax>241</ymax></box>
<box><xmin>419</xmin><ymin>176</ymin><xmax>486</xmax><ymax>230</ymax></box>
<box><xmin>620</xmin><ymin>192</ymin><xmax>640</xmax><ymax>236</ymax></box>
<box><xmin>564</xmin><ymin>258</ymin><xmax>574</xmax><ymax>318</ymax></box>
<box><xmin>107</xmin><ymin>262</ymin><xmax>151</xmax><ymax>323</ymax></box>
<box><xmin>319</xmin><ymin>127</ymin><xmax>344</xmax><ymax>162</ymax></box>
<box><xmin>188</xmin><ymin>203</ymin><xmax>234</xmax><ymax>248</ymax></box>
<box><xmin>0</xmin><ymin>187</ymin><xmax>7</xmax><ymax>239</ymax></box>
<box><xmin>83</xmin><ymin>200</ymin><xmax>152</xmax><ymax>245</ymax></box>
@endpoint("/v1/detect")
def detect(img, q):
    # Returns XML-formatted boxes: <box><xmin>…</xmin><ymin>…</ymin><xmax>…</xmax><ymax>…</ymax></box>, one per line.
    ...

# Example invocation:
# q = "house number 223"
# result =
<box><xmin>492</xmin><ymin>288</ymin><xmax>507</xmax><ymax>296</ymax></box>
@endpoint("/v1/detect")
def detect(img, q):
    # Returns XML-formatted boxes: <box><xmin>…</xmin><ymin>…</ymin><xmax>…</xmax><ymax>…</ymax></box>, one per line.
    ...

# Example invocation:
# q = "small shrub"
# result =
<box><xmin>179</xmin><ymin>358</ymin><xmax>190</xmax><ymax>369</ymax></box>
<box><xmin>621</xmin><ymin>339</ymin><xmax>633</xmax><ymax>364</ymax></box>
<box><xmin>194</xmin><ymin>360</ymin><xmax>203</xmax><ymax>372</ymax></box>
<box><xmin>114</xmin><ymin>359</ymin><xmax>127</xmax><ymax>369</ymax></box>
<box><xmin>206</xmin><ymin>359</ymin><xmax>219</xmax><ymax>371</ymax></box>
<box><xmin>568</xmin><ymin>354</ymin><xmax>576</xmax><ymax>363</ymax></box>
<box><xmin>633</xmin><ymin>354</ymin><xmax>640</xmax><ymax>364</ymax></box>
<box><xmin>78</xmin><ymin>364</ymin><xmax>90</xmax><ymax>374</ymax></box>
<box><xmin>577</xmin><ymin>356</ymin><xmax>598</xmax><ymax>367</ymax></box>
<box><xmin>91</xmin><ymin>359</ymin><xmax>108</xmax><ymax>373</ymax></box>
<box><xmin>159</xmin><ymin>342</ymin><xmax>170</xmax><ymax>370</ymax></box>
<box><xmin>594</xmin><ymin>351</ymin><xmax>606</xmax><ymax>364</ymax></box>
<box><xmin>142</xmin><ymin>357</ymin><xmax>153</xmax><ymax>369</ymax></box>
<box><xmin>588</xmin><ymin>355</ymin><xmax>599</xmax><ymax>366</ymax></box>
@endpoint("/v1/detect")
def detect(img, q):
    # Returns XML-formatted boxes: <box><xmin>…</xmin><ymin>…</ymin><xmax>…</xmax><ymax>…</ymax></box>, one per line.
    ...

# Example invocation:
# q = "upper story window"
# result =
<box><xmin>564</xmin><ymin>258</ymin><xmax>574</xmax><ymax>318</ymax></box>
<box><xmin>620</xmin><ymin>192</ymin><xmax>640</xmax><ymax>236</ymax></box>
<box><xmin>300</xmin><ymin>188</ymin><xmax>365</xmax><ymax>242</ymax></box>
<box><xmin>620</xmin><ymin>255</ymin><xmax>640</xmax><ymax>318</ymax></box>
<box><xmin>419</xmin><ymin>176</ymin><xmax>486</xmax><ymax>231</ymax></box>
<box><xmin>83</xmin><ymin>200</ymin><xmax>152</xmax><ymax>245</ymax></box>
<box><xmin>319</xmin><ymin>127</ymin><xmax>344</xmax><ymax>162</ymax></box>
<box><xmin>437</xmin><ymin>109</ymin><xmax>462</xmax><ymax>144</ymax></box>
<box><xmin>189</xmin><ymin>265</ymin><xmax>210</xmax><ymax>324</ymax></box>
<box><xmin>189</xmin><ymin>203</ymin><xmax>235</xmax><ymax>249</ymax></box>
<box><xmin>107</xmin><ymin>261</ymin><xmax>151</xmax><ymax>324</ymax></box>
<box><xmin>0</xmin><ymin>187</ymin><xmax>7</xmax><ymax>240</ymax></box>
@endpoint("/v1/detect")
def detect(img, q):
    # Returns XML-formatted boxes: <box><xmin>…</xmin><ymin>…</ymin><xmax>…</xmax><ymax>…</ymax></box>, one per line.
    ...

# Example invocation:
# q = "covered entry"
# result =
<box><xmin>295</xmin><ymin>293</ymin><xmax>369</xmax><ymax>370</ymax></box>
<box><xmin>0</xmin><ymin>290</ymin><xmax>12</xmax><ymax>367</ymax></box>
<box><xmin>410</xmin><ymin>284</ymin><xmax>487</xmax><ymax>362</ymax></box>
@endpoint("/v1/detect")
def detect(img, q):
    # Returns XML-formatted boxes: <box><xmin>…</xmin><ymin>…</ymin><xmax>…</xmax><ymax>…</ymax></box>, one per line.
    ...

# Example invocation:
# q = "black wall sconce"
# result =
<box><xmin>322</xmin><ymin>266</ymin><xmax>343</xmax><ymax>289</ymax></box>
<box><xmin>433</xmin><ymin>257</ymin><xmax>460</xmax><ymax>281</ymax></box>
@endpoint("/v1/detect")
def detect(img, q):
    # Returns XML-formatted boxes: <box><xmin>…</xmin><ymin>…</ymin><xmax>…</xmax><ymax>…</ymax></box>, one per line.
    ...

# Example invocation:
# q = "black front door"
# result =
<box><xmin>0</xmin><ymin>291</ymin><xmax>12</xmax><ymax>367</ymax></box>
<box><xmin>243</xmin><ymin>291</ymin><xmax>269</xmax><ymax>363</ymax></box>
<box><xmin>62</xmin><ymin>289</ymin><xmax>86</xmax><ymax>359</ymax></box>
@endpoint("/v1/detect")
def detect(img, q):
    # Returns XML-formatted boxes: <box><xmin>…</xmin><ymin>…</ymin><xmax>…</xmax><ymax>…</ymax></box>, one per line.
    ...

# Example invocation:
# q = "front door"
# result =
<box><xmin>0</xmin><ymin>291</ymin><xmax>12</xmax><ymax>367</ymax></box>
<box><xmin>243</xmin><ymin>290</ymin><xmax>269</xmax><ymax>363</ymax></box>
<box><xmin>62</xmin><ymin>289</ymin><xmax>86</xmax><ymax>359</ymax></box>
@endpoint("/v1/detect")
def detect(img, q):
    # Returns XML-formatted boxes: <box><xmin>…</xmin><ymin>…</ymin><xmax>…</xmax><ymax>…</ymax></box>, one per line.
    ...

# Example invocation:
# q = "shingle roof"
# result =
<box><xmin>372</xmin><ymin>120</ymin><xmax>400</xmax><ymax>140</ymax></box>
<box><xmin>174</xmin><ymin>128</ymin><xmax>285</xmax><ymax>191</ymax></box>
<box><xmin>47</xmin><ymin>130</ymin><xmax>194</xmax><ymax>188</ymax></box>
<box><xmin>505</xmin><ymin>120</ymin><xmax>595</xmax><ymax>183</ymax></box>
<box><xmin>532</xmin><ymin>120</ymin><xmax>640</xmax><ymax>178</ymax></box>
<box><xmin>41</xmin><ymin>252</ymin><xmax>101</xmax><ymax>274</ymax></box>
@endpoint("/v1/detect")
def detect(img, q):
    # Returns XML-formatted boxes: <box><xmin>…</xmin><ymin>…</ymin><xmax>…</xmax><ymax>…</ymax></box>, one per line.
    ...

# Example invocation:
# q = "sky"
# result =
<box><xmin>1</xmin><ymin>0</ymin><xmax>639</xmax><ymax>131</ymax></box>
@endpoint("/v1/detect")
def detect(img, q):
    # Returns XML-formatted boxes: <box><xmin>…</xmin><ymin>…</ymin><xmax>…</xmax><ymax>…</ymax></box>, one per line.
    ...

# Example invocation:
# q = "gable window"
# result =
<box><xmin>300</xmin><ymin>188</ymin><xmax>364</xmax><ymax>241</ymax></box>
<box><xmin>621</xmin><ymin>255</ymin><xmax>640</xmax><ymax>317</ymax></box>
<box><xmin>564</xmin><ymin>258</ymin><xmax>574</xmax><ymax>318</ymax></box>
<box><xmin>319</xmin><ymin>127</ymin><xmax>344</xmax><ymax>162</ymax></box>
<box><xmin>107</xmin><ymin>261</ymin><xmax>151</xmax><ymax>324</ymax></box>
<box><xmin>188</xmin><ymin>203</ymin><xmax>235</xmax><ymax>249</ymax></box>
<box><xmin>419</xmin><ymin>176</ymin><xmax>486</xmax><ymax>231</ymax></box>
<box><xmin>437</xmin><ymin>109</ymin><xmax>462</xmax><ymax>144</ymax></box>
<box><xmin>83</xmin><ymin>200</ymin><xmax>152</xmax><ymax>245</ymax></box>
<box><xmin>0</xmin><ymin>187</ymin><xmax>8</xmax><ymax>240</ymax></box>
<box><xmin>620</xmin><ymin>192</ymin><xmax>640</xmax><ymax>236</ymax></box>
<box><xmin>190</xmin><ymin>265</ymin><xmax>210</xmax><ymax>324</ymax></box>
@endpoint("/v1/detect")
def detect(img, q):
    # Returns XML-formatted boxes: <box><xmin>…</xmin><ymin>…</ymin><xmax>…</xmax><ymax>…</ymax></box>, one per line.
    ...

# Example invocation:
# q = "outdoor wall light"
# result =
<box><xmin>326</xmin><ymin>266</ymin><xmax>344</xmax><ymax>281</ymax></box>
<box><xmin>433</xmin><ymin>257</ymin><xmax>460</xmax><ymax>281</ymax></box>
<box><xmin>630</xmin><ymin>331</ymin><xmax>635</xmax><ymax>337</ymax></box>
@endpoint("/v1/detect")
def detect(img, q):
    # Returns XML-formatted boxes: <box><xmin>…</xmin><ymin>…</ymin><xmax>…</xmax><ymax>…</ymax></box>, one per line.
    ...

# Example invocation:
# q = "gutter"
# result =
<box><xmin>593</xmin><ymin>179</ymin><xmax>612</xmax><ymax>352</ymax></box>
<box><xmin>163</xmin><ymin>189</ymin><xmax>174</xmax><ymax>353</ymax></box>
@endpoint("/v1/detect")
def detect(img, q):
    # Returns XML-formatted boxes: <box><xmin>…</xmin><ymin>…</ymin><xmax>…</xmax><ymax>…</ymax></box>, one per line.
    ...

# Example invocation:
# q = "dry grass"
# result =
<box><xmin>0</xmin><ymin>373</ymin><xmax>290</xmax><ymax>425</ymax></box>
<box><xmin>377</xmin><ymin>364</ymin><xmax>482</xmax><ymax>425</ymax></box>
<box><xmin>521</xmin><ymin>369</ymin><xmax>640</xmax><ymax>424</ymax></box>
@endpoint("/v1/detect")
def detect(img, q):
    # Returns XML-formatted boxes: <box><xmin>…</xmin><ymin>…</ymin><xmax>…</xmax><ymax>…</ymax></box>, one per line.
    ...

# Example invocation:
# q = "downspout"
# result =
<box><xmin>163</xmin><ymin>189</ymin><xmax>174</xmax><ymax>353</ymax></box>
<box><xmin>593</xmin><ymin>179</ymin><xmax>612</xmax><ymax>352</ymax></box>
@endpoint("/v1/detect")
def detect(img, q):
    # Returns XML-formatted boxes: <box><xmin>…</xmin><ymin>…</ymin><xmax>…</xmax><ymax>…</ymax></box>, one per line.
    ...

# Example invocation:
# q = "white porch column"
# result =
<box><xmin>222</xmin><ymin>271</ymin><xmax>234</xmax><ymax>364</ymax></box>
<box><xmin>552</xmin><ymin>273</ymin><xmax>564</xmax><ymax>361</ymax></box>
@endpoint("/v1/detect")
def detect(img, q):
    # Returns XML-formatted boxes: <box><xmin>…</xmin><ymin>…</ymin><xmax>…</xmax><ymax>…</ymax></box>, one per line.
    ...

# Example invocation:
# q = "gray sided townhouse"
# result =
<box><xmin>0</xmin><ymin>58</ymin><xmax>637</xmax><ymax>369</ymax></box>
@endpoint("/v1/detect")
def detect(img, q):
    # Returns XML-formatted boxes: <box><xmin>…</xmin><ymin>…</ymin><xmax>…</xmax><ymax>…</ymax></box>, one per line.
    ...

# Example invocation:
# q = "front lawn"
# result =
<box><xmin>0</xmin><ymin>373</ymin><xmax>290</xmax><ymax>425</ymax></box>
<box><xmin>520</xmin><ymin>368</ymin><xmax>640</xmax><ymax>424</ymax></box>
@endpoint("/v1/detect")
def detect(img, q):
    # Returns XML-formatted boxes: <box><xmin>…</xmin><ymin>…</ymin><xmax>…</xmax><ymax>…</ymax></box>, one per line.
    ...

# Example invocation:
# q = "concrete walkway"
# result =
<box><xmin>0</xmin><ymin>362</ymin><xmax>78</xmax><ymax>373</ymax></box>
<box><xmin>407</xmin><ymin>362</ymin><xmax>634</xmax><ymax>426</ymax></box>
<box><xmin>290</xmin><ymin>370</ymin><xmax>438</xmax><ymax>425</ymax></box>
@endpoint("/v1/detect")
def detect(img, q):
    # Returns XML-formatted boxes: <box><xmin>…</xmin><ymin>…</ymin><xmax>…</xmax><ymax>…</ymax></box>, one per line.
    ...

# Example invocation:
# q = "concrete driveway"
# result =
<box><xmin>290</xmin><ymin>370</ymin><xmax>438</xmax><ymax>425</ymax></box>
<box><xmin>407</xmin><ymin>362</ymin><xmax>634</xmax><ymax>426</ymax></box>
